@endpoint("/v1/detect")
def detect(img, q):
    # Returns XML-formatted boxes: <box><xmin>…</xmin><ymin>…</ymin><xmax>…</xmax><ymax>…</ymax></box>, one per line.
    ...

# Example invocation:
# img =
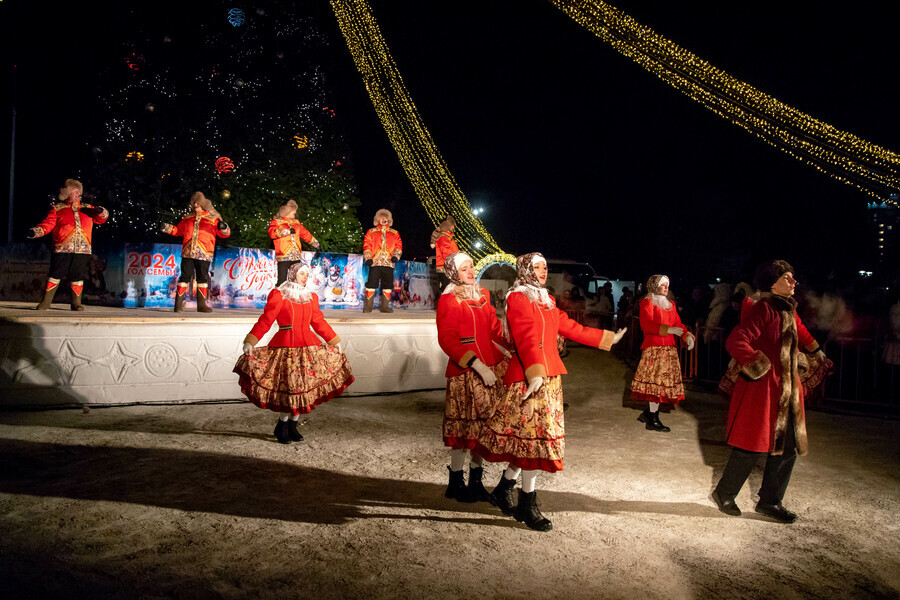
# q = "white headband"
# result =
<box><xmin>452</xmin><ymin>253</ymin><xmax>472</xmax><ymax>271</ymax></box>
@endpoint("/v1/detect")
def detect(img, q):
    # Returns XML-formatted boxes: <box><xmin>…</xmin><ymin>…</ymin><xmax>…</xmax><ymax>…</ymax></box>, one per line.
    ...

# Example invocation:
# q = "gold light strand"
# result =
<box><xmin>330</xmin><ymin>0</ymin><xmax>510</xmax><ymax>262</ymax></box>
<box><xmin>549</xmin><ymin>0</ymin><xmax>899</xmax><ymax>206</ymax></box>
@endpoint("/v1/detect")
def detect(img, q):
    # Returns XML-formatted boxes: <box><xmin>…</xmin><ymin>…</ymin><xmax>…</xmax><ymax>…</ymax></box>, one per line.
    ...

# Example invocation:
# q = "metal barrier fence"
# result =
<box><xmin>625</xmin><ymin>318</ymin><xmax>898</xmax><ymax>415</ymax></box>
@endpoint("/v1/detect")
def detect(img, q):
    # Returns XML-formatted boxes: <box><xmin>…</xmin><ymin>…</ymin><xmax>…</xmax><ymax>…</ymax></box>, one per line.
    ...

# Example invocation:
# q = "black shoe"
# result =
<box><xmin>286</xmin><ymin>419</ymin><xmax>304</xmax><ymax>442</ymax></box>
<box><xmin>513</xmin><ymin>490</ymin><xmax>553</xmax><ymax>532</ymax></box>
<box><xmin>711</xmin><ymin>490</ymin><xmax>741</xmax><ymax>516</ymax></box>
<box><xmin>645</xmin><ymin>411</ymin><xmax>671</xmax><ymax>432</ymax></box>
<box><xmin>489</xmin><ymin>475</ymin><xmax>518</xmax><ymax>516</ymax></box>
<box><xmin>466</xmin><ymin>466</ymin><xmax>492</xmax><ymax>503</ymax></box>
<box><xmin>273</xmin><ymin>420</ymin><xmax>291</xmax><ymax>444</ymax></box>
<box><xmin>755</xmin><ymin>502</ymin><xmax>798</xmax><ymax>523</ymax></box>
<box><xmin>445</xmin><ymin>467</ymin><xmax>474</xmax><ymax>502</ymax></box>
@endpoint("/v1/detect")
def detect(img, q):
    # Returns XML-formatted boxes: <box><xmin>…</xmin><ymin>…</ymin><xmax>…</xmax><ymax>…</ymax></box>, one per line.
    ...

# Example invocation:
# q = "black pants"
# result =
<box><xmin>49</xmin><ymin>253</ymin><xmax>90</xmax><ymax>282</ymax></box>
<box><xmin>178</xmin><ymin>258</ymin><xmax>210</xmax><ymax>285</ymax></box>
<box><xmin>365</xmin><ymin>265</ymin><xmax>393</xmax><ymax>293</ymax></box>
<box><xmin>714</xmin><ymin>414</ymin><xmax>798</xmax><ymax>505</ymax></box>
<box><xmin>437</xmin><ymin>270</ymin><xmax>451</xmax><ymax>290</ymax></box>
<box><xmin>276</xmin><ymin>260</ymin><xmax>299</xmax><ymax>286</ymax></box>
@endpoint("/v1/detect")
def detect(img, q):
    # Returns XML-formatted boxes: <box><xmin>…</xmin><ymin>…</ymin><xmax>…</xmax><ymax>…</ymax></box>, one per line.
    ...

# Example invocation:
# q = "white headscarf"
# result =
<box><xmin>442</xmin><ymin>252</ymin><xmax>480</xmax><ymax>300</ymax></box>
<box><xmin>278</xmin><ymin>262</ymin><xmax>312</xmax><ymax>303</ymax></box>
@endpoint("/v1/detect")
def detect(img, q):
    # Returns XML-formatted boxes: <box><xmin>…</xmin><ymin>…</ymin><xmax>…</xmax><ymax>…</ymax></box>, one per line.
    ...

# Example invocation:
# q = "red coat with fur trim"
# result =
<box><xmin>437</xmin><ymin>287</ymin><xmax>511</xmax><ymax>377</ymax></box>
<box><xmin>638</xmin><ymin>297</ymin><xmax>693</xmax><ymax>349</ymax></box>
<box><xmin>504</xmin><ymin>291</ymin><xmax>614</xmax><ymax>385</ymax></box>
<box><xmin>164</xmin><ymin>211</ymin><xmax>230</xmax><ymax>261</ymax></box>
<box><xmin>724</xmin><ymin>294</ymin><xmax>819</xmax><ymax>454</ymax></box>
<box><xmin>246</xmin><ymin>290</ymin><xmax>339</xmax><ymax>349</ymax></box>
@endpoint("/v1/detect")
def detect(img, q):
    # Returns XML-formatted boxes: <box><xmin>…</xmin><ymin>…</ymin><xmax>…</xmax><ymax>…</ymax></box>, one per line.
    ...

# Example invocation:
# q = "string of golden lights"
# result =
<box><xmin>330</xmin><ymin>0</ymin><xmax>515</xmax><ymax>266</ymax></box>
<box><xmin>548</xmin><ymin>0</ymin><xmax>900</xmax><ymax>206</ymax></box>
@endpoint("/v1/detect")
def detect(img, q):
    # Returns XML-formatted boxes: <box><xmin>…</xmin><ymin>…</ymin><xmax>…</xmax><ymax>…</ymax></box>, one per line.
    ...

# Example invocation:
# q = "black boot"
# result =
<box><xmin>196</xmin><ymin>292</ymin><xmax>213</xmax><ymax>313</ymax></box>
<box><xmin>36</xmin><ymin>285</ymin><xmax>58</xmax><ymax>310</ymax></box>
<box><xmin>514</xmin><ymin>489</ymin><xmax>553</xmax><ymax>532</ymax></box>
<box><xmin>489</xmin><ymin>474</ymin><xmax>518</xmax><ymax>516</ymax></box>
<box><xmin>174</xmin><ymin>292</ymin><xmax>185</xmax><ymax>313</ymax></box>
<box><xmin>273</xmin><ymin>420</ymin><xmax>291</xmax><ymax>444</ymax></box>
<box><xmin>70</xmin><ymin>285</ymin><xmax>84</xmax><ymax>311</ymax></box>
<box><xmin>379</xmin><ymin>293</ymin><xmax>393</xmax><ymax>313</ymax></box>
<box><xmin>363</xmin><ymin>293</ymin><xmax>375</xmax><ymax>313</ymax></box>
<box><xmin>445</xmin><ymin>467</ymin><xmax>473</xmax><ymax>502</ymax></box>
<box><xmin>640</xmin><ymin>409</ymin><xmax>671</xmax><ymax>432</ymax></box>
<box><xmin>286</xmin><ymin>419</ymin><xmax>304</xmax><ymax>442</ymax></box>
<box><xmin>467</xmin><ymin>466</ymin><xmax>492</xmax><ymax>503</ymax></box>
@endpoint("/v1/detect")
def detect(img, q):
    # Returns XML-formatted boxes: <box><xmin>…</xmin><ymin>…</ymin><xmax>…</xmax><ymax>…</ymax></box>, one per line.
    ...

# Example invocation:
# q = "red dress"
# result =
<box><xmin>476</xmin><ymin>291</ymin><xmax>614</xmax><ymax>472</ymax></box>
<box><xmin>630</xmin><ymin>297</ymin><xmax>690</xmax><ymax>404</ymax></box>
<box><xmin>233</xmin><ymin>289</ymin><xmax>354</xmax><ymax>415</ymax></box>
<box><xmin>436</xmin><ymin>286</ymin><xmax>511</xmax><ymax>449</ymax></box>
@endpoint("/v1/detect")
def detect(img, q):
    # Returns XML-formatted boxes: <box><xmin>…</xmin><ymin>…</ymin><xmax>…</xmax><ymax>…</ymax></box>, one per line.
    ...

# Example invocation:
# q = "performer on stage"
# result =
<box><xmin>362</xmin><ymin>208</ymin><xmax>402</xmax><ymax>313</ymax></box>
<box><xmin>436</xmin><ymin>252</ymin><xmax>512</xmax><ymax>503</ymax></box>
<box><xmin>268</xmin><ymin>199</ymin><xmax>320</xmax><ymax>285</ymax></box>
<box><xmin>28</xmin><ymin>179</ymin><xmax>109</xmax><ymax>311</ymax></box>
<box><xmin>711</xmin><ymin>260</ymin><xmax>824</xmax><ymax>523</ymax></box>
<box><xmin>161</xmin><ymin>192</ymin><xmax>230</xmax><ymax>313</ymax></box>
<box><xmin>430</xmin><ymin>215</ymin><xmax>458</xmax><ymax>290</ymax></box>
<box><xmin>234</xmin><ymin>261</ymin><xmax>354</xmax><ymax>444</ymax></box>
<box><xmin>630</xmin><ymin>274</ymin><xmax>695</xmax><ymax>432</ymax></box>
<box><xmin>476</xmin><ymin>252</ymin><xmax>626</xmax><ymax>531</ymax></box>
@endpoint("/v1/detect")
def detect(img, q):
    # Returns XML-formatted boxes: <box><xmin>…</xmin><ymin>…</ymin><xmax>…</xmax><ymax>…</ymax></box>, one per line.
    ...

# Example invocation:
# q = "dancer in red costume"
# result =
<box><xmin>430</xmin><ymin>215</ymin><xmax>458</xmax><ymax>290</ymax></box>
<box><xmin>476</xmin><ymin>252</ymin><xmax>626</xmax><ymax>531</ymax></box>
<box><xmin>268</xmin><ymin>199</ymin><xmax>320</xmax><ymax>285</ymax></box>
<box><xmin>362</xmin><ymin>208</ymin><xmax>402</xmax><ymax>313</ymax></box>
<box><xmin>28</xmin><ymin>179</ymin><xmax>108</xmax><ymax>310</ymax></box>
<box><xmin>630</xmin><ymin>274</ymin><xmax>696</xmax><ymax>432</ymax></box>
<box><xmin>234</xmin><ymin>261</ymin><xmax>353</xmax><ymax>444</ymax></box>
<box><xmin>436</xmin><ymin>252</ymin><xmax>512</xmax><ymax>503</ymax></box>
<box><xmin>161</xmin><ymin>192</ymin><xmax>230</xmax><ymax>313</ymax></box>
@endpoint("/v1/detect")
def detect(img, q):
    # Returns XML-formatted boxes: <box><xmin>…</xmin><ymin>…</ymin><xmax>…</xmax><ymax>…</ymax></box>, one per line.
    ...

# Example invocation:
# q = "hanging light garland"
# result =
<box><xmin>548</xmin><ymin>0</ymin><xmax>899</xmax><ymax>206</ymax></box>
<box><xmin>330</xmin><ymin>0</ymin><xmax>514</xmax><ymax>266</ymax></box>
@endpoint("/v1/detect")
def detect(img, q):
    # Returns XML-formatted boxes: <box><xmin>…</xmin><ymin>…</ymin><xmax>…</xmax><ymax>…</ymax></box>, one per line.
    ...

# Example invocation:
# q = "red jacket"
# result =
<box><xmin>504</xmin><ymin>291</ymin><xmax>614</xmax><ymax>384</ymax></box>
<box><xmin>363</xmin><ymin>225</ymin><xmax>402</xmax><ymax>267</ymax></box>
<box><xmin>638</xmin><ymin>297</ymin><xmax>692</xmax><ymax>349</ymax></box>
<box><xmin>437</xmin><ymin>287</ymin><xmax>511</xmax><ymax>377</ymax></box>
<box><xmin>245</xmin><ymin>290</ymin><xmax>339</xmax><ymax>348</ymax></box>
<box><xmin>164</xmin><ymin>211</ymin><xmax>230</xmax><ymax>261</ymax></box>
<box><xmin>434</xmin><ymin>232</ymin><xmax>459</xmax><ymax>272</ymax></box>
<box><xmin>725</xmin><ymin>294</ymin><xmax>819</xmax><ymax>454</ymax></box>
<box><xmin>268</xmin><ymin>217</ymin><xmax>316</xmax><ymax>261</ymax></box>
<box><xmin>31</xmin><ymin>202</ymin><xmax>108</xmax><ymax>254</ymax></box>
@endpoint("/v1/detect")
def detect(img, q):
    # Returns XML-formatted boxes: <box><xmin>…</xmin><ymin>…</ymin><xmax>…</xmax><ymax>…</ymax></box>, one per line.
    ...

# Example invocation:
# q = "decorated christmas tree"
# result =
<box><xmin>86</xmin><ymin>2</ymin><xmax>363</xmax><ymax>252</ymax></box>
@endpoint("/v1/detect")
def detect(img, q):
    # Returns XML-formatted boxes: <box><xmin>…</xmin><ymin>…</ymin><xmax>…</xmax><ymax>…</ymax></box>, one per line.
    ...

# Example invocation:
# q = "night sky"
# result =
<box><xmin>2</xmin><ymin>0</ymin><xmax>898</xmax><ymax>290</ymax></box>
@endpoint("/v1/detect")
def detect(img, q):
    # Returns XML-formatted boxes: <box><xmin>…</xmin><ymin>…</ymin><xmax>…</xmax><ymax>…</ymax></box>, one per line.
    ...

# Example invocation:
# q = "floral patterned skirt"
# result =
<box><xmin>630</xmin><ymin>345</ymin><xmax>684</xmax><ymax>404</ymax></box>
<box><xmin>443</xmin><ymin>357</ymin><xmax>509</xmax><ymax>450</ymax></box>
<box><xmin>233</xmin><ymin>344</ymin><xmax>354</xmax><ymax>416</ymax></box>
<box><xmin>474</xmin><ymin>375</ymin><xmax>565</xmax><ymax>473</ymax></box>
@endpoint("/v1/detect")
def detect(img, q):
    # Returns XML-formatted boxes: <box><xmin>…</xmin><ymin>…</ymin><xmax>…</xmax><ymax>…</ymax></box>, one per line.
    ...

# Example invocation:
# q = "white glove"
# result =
<box><xmin>522</xmin><ymin>376</ymin><xmax>543</xmax><ymax>400</ymax></box>
<box><xmin>470</xmin><ymin>358</ymin><xmax>496</xmax><ymax>387</ymax></box>
<box><xmin>242</xmin><ymin>342</ymin><xmax>254</xmax><ymax>356</ymax></box>
<box><xmin>815</xmin><ymin>349</ymin><xmax>825</xmax><ymax>359</ymax></box>
<box><xmin>668</xmin><ymin>326</ymin><xmax>684</xmax><ymax>337</ymax></box>
<box><xmin>686</xmin><ymin>336</ymin><xmax>695</xmax><ymax>351</ymax></box>
<box><xmin>336</xmin><ymin>343</ymin><xmax>343</xmax><ymax>355</ymax></box>
<box><xmin>612</xmin><ymin>327</ymin><xmax>627</xmax><ymax>345</ymax></box>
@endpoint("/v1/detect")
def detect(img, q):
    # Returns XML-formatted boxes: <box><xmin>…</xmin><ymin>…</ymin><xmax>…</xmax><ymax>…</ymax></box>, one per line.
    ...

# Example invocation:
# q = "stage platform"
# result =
<box><xmin>0</xmin><ymin>302</ymin><xmax>446</xmax><ymax>408</ymax></box>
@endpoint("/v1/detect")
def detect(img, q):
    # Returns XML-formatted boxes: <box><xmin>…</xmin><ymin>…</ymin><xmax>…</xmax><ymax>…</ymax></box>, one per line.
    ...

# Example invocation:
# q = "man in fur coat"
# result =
<box><xmin>711</xmin><ymin>259</ymin><xmax>824</xmax><ymax>523</ymax></box>
<box><xmin>161</xmin><ymin>192</ymin><xmax>230</xmax><ymax>313</ymax></box>
<box><xmin>362</xmin><ymin>208</ymin><xmax>402</xmax><ymax>313</ymax></box>
<box><xmin>28</xmin><ymin>179</ymin><xmax>109</xmax><ymax>310</ymax></box>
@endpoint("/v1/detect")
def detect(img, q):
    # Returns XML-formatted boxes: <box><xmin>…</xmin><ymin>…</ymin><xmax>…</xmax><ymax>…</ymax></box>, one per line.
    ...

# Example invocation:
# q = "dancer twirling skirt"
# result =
<box><xmin>234</xmin><ymin>261</ymin><xmax>353</xmax><ymax>444</ymax></box>
<box><xmin>630</xmin><ymin>274</ymin><xmax>695</xmax><ymax>432</ymax></box>
<box><xmin>436</xmin><ymin>252</ymin><xmax>512</xmax><ymax>503</ymax></box>
<box><xmin>475</xmin><ymin>253</ymin><xmax>626</xmax><ymax>531</ymax></box>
